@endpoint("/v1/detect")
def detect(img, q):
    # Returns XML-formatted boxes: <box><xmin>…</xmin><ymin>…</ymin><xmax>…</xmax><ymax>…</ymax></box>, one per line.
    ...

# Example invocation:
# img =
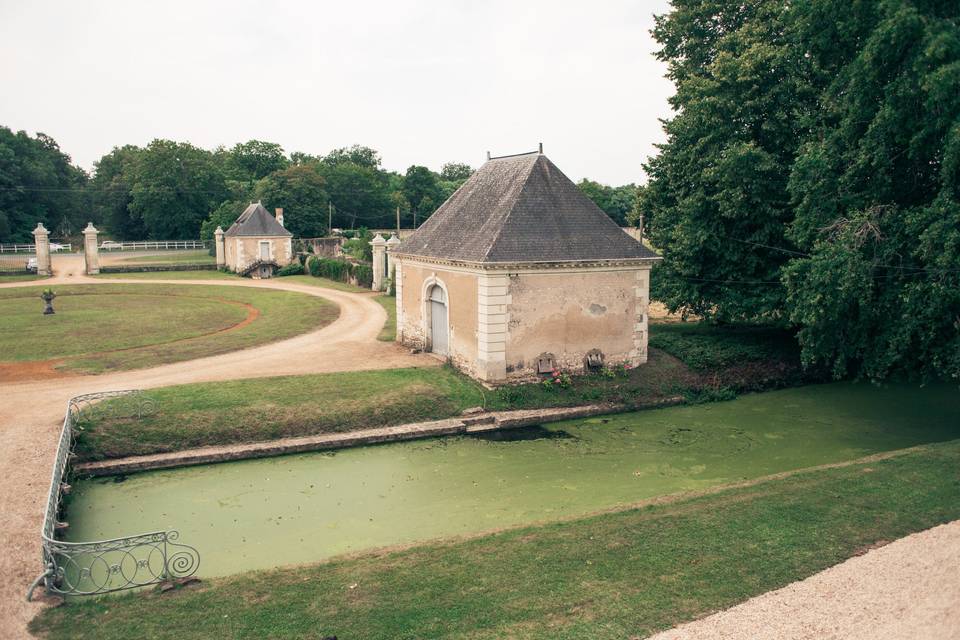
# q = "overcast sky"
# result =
<box><xmin>0</xmin><ymin>0</ymin><xmax>674</xmax><ymax>185</ymax></box>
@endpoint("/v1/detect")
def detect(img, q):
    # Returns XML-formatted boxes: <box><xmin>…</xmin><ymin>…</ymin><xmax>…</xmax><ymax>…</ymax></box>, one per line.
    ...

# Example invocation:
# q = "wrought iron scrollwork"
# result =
<box><xmin>29</xmin><ymin>390</ymin><xmax>200</xmax><ymax>601</ymax></box>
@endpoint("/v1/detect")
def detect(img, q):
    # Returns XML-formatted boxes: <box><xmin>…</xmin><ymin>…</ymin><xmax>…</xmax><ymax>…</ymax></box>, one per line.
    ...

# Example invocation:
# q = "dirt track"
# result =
<box><xmin>0</xmin><ymin>267</ymin><xmax>433</xmax><ymax>638</ymax></box>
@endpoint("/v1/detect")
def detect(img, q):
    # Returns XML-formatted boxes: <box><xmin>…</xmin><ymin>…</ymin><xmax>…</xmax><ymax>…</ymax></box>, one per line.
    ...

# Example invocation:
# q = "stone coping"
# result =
<box><xmin>75</xmin><ymin>398</ymin><xmax>683</xmax><ymax>477</ymax></box>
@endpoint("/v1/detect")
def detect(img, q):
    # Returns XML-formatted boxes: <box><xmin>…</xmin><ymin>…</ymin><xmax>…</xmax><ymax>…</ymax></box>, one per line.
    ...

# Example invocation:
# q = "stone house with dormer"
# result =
<box><xmin>216</xmin><ymin>202</ymin><xmax>293</xmax><ymax>278</ymax></box>
<box><xmin>390</xmin><ymin>149</ymin><xmax>661</xmax><ymax>383</ymax></box>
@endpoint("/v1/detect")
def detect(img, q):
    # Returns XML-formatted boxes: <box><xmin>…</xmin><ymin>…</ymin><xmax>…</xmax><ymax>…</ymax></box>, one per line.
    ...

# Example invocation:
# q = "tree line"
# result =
<box><xmin>640</xmin><ymin>0</ymin><xmax>959</xmax><ymax>382</ymax></box>
<box><xmin>0</xmin><ymin>132</ymin><xmax>639</xmax><ymax>243</ymax></box>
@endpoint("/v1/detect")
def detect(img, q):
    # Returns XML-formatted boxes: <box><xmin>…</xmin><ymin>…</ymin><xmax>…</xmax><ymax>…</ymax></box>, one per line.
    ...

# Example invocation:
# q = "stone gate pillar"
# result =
<box><xmin>82</xmin><ymin>222</ymin><xmax>100</xmax><ymax>275</ymax></box>
<box><xmin>385</xmin><ymin>234</ymin><xmax>401</xmax><ymax>286</ymax></box>
<box><xmin>32</xmin><ymin>223</ymin><xmax>52</xmax><ymax>276</ymax></box>
<box><xmin>370</xmin><ymin>233</ymin><xmax>386</xmax><ymax>291</ymax></box>
<box><xmin>214</xmin><ymin>226</ymin><xmax>225</xmax><ymax>268</ymax></box>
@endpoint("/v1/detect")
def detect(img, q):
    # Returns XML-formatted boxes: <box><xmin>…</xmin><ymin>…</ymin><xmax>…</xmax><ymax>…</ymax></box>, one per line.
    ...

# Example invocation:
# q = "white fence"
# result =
<box><xmin>0</xmin><ymin>243</ymin><xmax>72</xmax><ymax>253</ymax></box>
<box><xmin>99</xmin><ymin>240</ymin><xmax>207</xmax><ymax>251</ymax></box>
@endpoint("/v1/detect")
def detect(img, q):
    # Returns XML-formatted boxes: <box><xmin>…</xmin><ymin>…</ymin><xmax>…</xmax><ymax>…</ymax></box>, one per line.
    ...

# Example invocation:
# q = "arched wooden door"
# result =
<box><xmin>428</xmin><ymin>285</ymin><xmax>448</xmax><ymax>355</ymax></box>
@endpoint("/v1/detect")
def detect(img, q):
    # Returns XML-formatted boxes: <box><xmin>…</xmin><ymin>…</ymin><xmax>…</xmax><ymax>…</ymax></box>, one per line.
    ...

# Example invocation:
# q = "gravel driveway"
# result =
<box><xmin>0</xmin><ymin>273</ymin><xmax>432</xmax><ymax>638</ymax></box>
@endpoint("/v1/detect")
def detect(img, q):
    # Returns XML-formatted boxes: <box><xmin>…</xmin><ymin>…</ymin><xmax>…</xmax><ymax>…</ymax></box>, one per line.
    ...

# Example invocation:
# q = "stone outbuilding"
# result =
<box><xmin>391</xmin><ymin>150</ymin><xmax>661</xmax><ymax>383</ymax></box>
<box><xmin>217</xmin><ymin>202</ymin><xmax>293</xmax><ymax>278</ymax></box>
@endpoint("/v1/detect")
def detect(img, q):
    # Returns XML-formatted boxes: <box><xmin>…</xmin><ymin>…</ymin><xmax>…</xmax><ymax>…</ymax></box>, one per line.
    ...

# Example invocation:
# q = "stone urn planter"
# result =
<box><xmin>41</xmin><ymin>288</ymin><xmax>56</xmax><ymax>315</ymax></box>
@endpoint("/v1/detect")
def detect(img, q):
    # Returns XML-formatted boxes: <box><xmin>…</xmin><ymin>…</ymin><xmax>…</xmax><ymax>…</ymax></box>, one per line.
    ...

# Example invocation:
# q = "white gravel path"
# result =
<box><xmin>648</xmin><ymin>520</ymin><xmax>960</xmax><ymax>640</ymax></box>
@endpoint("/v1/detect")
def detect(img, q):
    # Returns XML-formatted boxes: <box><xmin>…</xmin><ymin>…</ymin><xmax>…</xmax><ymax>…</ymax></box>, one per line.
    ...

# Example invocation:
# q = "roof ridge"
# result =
<box><xmin>487</xmin><ymin>150</ymin><xmax>540</xmax><ymax>161</ymax></box>
<box><xmin>476</xmin><ymin>154</ymin><xmax>541</xmax><ymax>262</ymax></box>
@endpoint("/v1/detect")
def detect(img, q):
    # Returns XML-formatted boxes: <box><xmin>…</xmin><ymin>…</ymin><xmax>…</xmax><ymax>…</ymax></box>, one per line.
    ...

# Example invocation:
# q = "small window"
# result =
<box><xmin>536</xmin><ymin>353</ymin><xmax>556</xmax><ymax>374</ymax></box>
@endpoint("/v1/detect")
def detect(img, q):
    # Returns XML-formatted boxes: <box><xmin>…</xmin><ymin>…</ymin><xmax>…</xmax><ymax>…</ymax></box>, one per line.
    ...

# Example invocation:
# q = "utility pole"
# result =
<box><xmin>328</xmin><ymin>202</ymin><xmax>333</xmax><ymax>236</ymax></box>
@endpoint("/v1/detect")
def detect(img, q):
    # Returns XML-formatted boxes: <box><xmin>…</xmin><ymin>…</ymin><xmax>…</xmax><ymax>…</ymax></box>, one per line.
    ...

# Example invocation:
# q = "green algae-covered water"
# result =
<box><xmin>67</xmin><ymin>382</ymin><xmax>960</xmax><ymax>578</ymax></box>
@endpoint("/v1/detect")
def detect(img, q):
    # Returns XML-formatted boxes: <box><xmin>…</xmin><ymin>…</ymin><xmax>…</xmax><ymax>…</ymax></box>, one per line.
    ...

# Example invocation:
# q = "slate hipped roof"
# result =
<box><xmin>224</xmin><ymin>202</ymin><xmax>291</xmax><ymax>237</ymax></box>
<box><xmin>396</xmin><ymin>151</ymin><xmax>659</xmax><ymax>263</ymax></box>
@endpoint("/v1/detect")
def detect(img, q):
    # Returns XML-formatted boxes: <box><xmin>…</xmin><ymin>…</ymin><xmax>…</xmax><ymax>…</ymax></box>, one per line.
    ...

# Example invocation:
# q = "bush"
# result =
<box><xmin>306</xmin><ymin>256</ymin><xmax>372</xmax><ymax>288</ymax></box>
<box><xmin>353</xmin><ymin>264</ymin><xmax>373</xmax><ymax>288</ymax></box>
<box><xmin>276</xmin><ymin>262</ymin><xmax>304</xmax><ymax>277</ymax></box>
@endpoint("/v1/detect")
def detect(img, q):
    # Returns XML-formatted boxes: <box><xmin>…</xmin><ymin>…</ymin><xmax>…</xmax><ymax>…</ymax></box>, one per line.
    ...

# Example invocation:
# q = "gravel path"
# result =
<box><xmin>649</xmin><ymin>520</ymin><xmax>960</xmax><ymax>640</ymax></box>
<box><xmin>0</xmin><ymin>271</ymin><xmax>432</xmax><ymax>638</ymax></box>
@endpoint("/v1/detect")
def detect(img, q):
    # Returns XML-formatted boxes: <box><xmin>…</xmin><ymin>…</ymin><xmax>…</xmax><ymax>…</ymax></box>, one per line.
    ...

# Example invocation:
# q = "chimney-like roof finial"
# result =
<box><xmin>538</xmin><ymin>142</ymin><xmax>543</xmax><ymax>154</ymax></box>
<box><xmin>486</xmin><ymin>151</ymin><xmax>491</xmax><ymax>161</ymax></box>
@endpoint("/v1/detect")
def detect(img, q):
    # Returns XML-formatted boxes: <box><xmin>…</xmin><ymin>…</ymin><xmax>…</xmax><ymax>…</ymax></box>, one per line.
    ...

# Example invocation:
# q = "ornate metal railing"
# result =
<box><xmin>27</xmin><ymin>391</ymin><xmax>199</xmax><ymax>600</ymax></box>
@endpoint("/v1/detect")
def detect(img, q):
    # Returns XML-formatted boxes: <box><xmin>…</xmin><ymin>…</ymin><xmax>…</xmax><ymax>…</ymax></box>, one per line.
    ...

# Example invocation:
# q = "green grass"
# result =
<box><xmin>0</xmin><ymin>273</ymin><xmax>48</xmax><ymax>283</ymax></box>
<box><xmin>93</xmin><ymin>270</ymin><xmax>238</xmax><ymax>280</ymax></box>
<box><xmin>114</xmin><ymin>250</ymin><xmax>215</xmax><ymax>265</ymax></box>
<box><xmin>649</xmin><ymin>321</ymin><xmax>801</xmax><ymax>371</ymax></box>
<box><xmin>73</xmin><ymin>341</ymin><xmax>781</xmax><ymax>461</ymax></box>
<box><xmin>0</xmin><ymin>284</ymin><xmax>338</xmax><ymax>374</ymax></box>
<box><xmin>74</xmin><ymin>367</ymin><xmax>485</xmax><ymax>459</ymax></box>
<box><xmin>374</xmin><ymin>295</ymin><xmax>396</xmax><ymax>341</ymax></box>
<box><xmin>31</xmin><ymin>439</ymin><xmax>960</xmax><ymax>639</ymax></box>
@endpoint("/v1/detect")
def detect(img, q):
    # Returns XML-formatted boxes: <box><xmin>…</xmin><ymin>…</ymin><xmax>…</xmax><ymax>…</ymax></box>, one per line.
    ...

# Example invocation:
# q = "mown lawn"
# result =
<box><xmin>0</xmin><ymin>273</ymin><xmax>48</xmax><ymax>283</ymax></box>
<box><xmin>0</xmin><ymin>284</ymin><xmax>338</xmax><ymax>373</ymax></box>
<box><xmin>73</xmin><ymin>366</ymin><xmax>485</xmax><ymax>460</ymax></box>
<box><xmin>93</xmin><ymin>270</ymin><xmax>238</xmax><ymax>280</ymax></box>
<box><xmin>113</xmin><ymin>250</ymin><xmax>215</xmax><ymax>265</ymax></box>
<box><xmin>32</xmin><ymin>439</ymin><xmax>960</xmax><ymax>640</ymax></box>
<box><xmin>374</xmin><ymin>294</ymin><xmax>396</xmax><ymax>341</ymax></box>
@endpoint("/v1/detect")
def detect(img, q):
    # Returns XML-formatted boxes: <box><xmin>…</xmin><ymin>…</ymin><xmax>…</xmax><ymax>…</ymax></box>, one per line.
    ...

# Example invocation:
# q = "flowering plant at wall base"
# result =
<box><xmin>542</xmin><ymin>369</ymin><xmax>573</xmax><ymax>390</ymax></box>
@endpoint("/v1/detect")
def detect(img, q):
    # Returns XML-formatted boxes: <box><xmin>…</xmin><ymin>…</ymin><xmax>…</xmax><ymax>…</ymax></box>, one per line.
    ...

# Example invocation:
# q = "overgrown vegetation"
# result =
<box><xmin>306</xmin><ymin>256</ymin><xmax>373</xmax><ymax>288</ymax></box>
<box><xmin>32</xmin><ymin>440</ymin><xmax>960</xmax><ymax>639</ymax></box>
<box><xmin>641</xmin><ymin>1</ymin><xmax>960</xmax><ymax>382</ymax></box>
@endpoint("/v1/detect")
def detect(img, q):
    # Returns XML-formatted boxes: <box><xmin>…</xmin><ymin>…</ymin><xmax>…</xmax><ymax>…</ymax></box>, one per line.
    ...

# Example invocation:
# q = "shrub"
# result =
<box><xmin>276</xmin><ymin>262</ymin><xmax>304</xmax><ymax>277</ymax></box>
<box><xmin>353</xmin><ymin>264</ymin><xmax>373</xmax><ymax>288</ymax></box>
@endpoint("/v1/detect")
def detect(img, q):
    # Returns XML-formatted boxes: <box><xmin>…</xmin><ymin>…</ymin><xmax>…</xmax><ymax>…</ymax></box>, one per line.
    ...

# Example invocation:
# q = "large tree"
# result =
<box><xmin>783</xmin><ymin>0</ymin><xmax>960</xmax><ymax>381</ymax></box>
<box><xmin>254</xmin><ymin>164</ymin><xmax>329</xmax><ymax>237</ymax></box>
<box><xmin>127</xmin><ymin>140</ymin><xmax>230</xmax><ymax>239</ymax></box>
<box><xmin>402</xmin><ymin>165</ymin><xmax>444</xmax><ymax>226</ymax></box>
<box><xmin>223</xmin><ymin>140</ymin><xmax>289</xmax><ymax>184</ymax></box>
<box><xmin>643</xmin><ymin>0</ymin><xmax>816</xmax><ymax>321</ymax></box>
<box><xmin>317</xmin><ymin>148</ymin><xmax>392</xmax><ymax>229</ymax></box>
<box><xmin>579</xmin><ymin>179</ymin><xmax>637</xmax><ymax>226</ymax></box>
<box><xmin>0</xmin><ymin>127</ymin><xmax>87</xmax><ymax>241</ymax></box>
<box><xmin>90</xmin><ymin>145</ymin><xmax>144</xmax><ymax>239</ymax></box>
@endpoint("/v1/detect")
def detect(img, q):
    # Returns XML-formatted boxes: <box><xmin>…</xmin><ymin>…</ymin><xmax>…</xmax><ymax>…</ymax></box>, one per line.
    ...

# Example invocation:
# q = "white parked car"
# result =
<box><xmin>100</xmin><ymin>240</ymin><xmax>122</xmax><ymax>250</ymax></box>
<box><xmin>49</xmin><ymin>243</ymin><xmax>65</xmax><ymax>252</ymax></box>
<box><xmin>27</xmin><ymin>258</ymin><xmax>38</xmax><ymax>273</ymax></box>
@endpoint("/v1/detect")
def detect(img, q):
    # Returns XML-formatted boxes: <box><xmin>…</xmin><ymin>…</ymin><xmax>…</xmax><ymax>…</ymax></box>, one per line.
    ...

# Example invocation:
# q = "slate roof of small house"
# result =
<box><xmin>224</xmin><ymin>202</ymin><xmax>292</xmax><ymax>238</ymax></box>
<box><xmin>395</xmin><ymin>151</ymin><xmax>659</xmax><ymax>263</ymax></box>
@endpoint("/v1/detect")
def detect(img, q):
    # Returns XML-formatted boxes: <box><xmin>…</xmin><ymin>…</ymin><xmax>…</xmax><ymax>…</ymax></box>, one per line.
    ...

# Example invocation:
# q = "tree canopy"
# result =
<box><xmin>0</xmin><ymin>127</ymin><xmax>87</xmax><ymax>241</ymax></box>
<box><xmin>645</xmin><ymin>0</ymin><xmax>960</xmax><ymax>382</ymax></box>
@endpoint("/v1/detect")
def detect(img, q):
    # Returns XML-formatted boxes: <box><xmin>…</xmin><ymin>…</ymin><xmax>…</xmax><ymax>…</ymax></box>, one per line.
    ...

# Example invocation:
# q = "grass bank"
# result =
<box><xmin>0</xmin><ymin>284</ymin><xmax>338</xmax><ymax>374</ymax></box>
<box><xmin>74</xmin><ymin>319</ymin><xmax>812</xmax><ymax>461</ymax></box>
<box><xmin>374</xmin><ymin>295</ymin><xmax>396</xmax><ymax>341</ymax></box>
<box><xmin>32</xmin><ymin>439</ymin><xmax>960</xmax><ymax>639</ymax></box>
<box><xmin>0</xmin><ymin>273</ymin><xmax>48</xmax><ymax>283</ymax></box>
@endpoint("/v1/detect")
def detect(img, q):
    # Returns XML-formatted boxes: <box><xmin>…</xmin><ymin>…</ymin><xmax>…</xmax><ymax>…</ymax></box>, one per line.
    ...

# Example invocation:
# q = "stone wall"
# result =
<box><xmin>396</xmin><ymin>258</ymin><xmax>479</xmax><ymax>374</ymax></box>
<box><xmin>395</xmin><ymin>256</ymin><xmax>653</xmax><ymax>383</ymax></box>
<box><xmin>225</xmin><ymin>235</ymin><xmax>294</xmax><ymax>272</ymax></box>
<box><xmin>503</xmin><ymin>266</ymin><xmax>649</xmax><ymax>379</ymax></box>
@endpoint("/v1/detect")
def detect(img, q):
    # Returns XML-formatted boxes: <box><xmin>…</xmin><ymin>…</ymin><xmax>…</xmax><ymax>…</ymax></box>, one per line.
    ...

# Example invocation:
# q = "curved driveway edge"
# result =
<box><xmin>0</xmin><ymin>273</ymin><xmax>432</xmax><ymax>639</ymax></box>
